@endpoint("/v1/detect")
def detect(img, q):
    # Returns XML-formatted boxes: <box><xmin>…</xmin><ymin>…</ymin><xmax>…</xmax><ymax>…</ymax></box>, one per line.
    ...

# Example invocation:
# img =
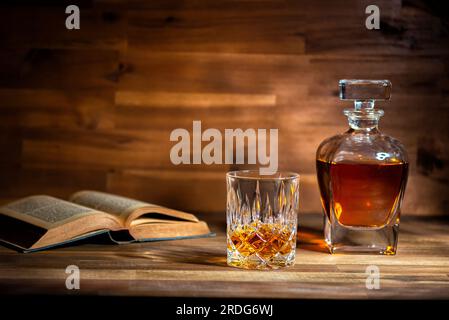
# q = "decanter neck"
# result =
<box><xmin>354</xmin><ymin>100</ymin><xmax>375</xmax><ymax>110</ymax></box>
<box><xmin>344</xmin><ymin>100</ymin><xmax>384</xmax><ymax>132</ymax></box>
<box><xmin>347</xmin><ymin>117</ymin><xmax>380</xmax><ymax>132</ymax></box>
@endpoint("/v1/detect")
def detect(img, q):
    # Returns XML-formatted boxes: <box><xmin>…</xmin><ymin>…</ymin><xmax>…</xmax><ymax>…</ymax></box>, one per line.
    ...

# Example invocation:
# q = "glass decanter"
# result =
<box><xmin>316</xmin><ymin>80</ymin><xmax>408</xmax><ymax>255</ymax></box>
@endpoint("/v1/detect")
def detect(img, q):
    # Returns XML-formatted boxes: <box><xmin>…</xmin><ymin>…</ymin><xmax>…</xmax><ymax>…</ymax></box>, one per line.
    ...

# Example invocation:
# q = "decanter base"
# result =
<box><xmin>324</xmin><ymin>214</ymin><xmax>399</xmax><ymax>255</ymax></box>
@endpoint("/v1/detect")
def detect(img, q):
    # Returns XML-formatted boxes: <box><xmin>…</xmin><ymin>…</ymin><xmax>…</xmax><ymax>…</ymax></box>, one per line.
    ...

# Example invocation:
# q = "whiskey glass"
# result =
<box><xmin>316</xmin><ymin>80</ymin><xmax>409</xmax><ymax>255</ymax></box>
<box><xmin>226</xmin><ymin>171</ymin><xmax>299</xmax><ymax>269</ymax></box>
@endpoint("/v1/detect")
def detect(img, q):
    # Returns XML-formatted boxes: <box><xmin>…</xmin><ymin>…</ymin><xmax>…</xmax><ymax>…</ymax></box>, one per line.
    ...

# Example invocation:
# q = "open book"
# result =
<box><xmin>0</xmin><ymin>191</ymin><xmax>212</xmax><ymax>253</ymax></box>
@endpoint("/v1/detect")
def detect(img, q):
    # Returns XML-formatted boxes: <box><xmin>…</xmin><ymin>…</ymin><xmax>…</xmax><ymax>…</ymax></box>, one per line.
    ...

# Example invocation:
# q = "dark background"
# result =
<box><xmin>0</xmin><ymin>0</ymin><xmax>448</xmax><ymax>216</ymax></box>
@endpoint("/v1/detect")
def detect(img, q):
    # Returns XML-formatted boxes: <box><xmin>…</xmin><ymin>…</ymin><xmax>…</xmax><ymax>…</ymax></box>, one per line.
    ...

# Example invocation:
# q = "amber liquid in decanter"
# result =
<box><xmin>317</xmin><ymin>160</ymin><xmax>408</xmax><ymax>227</ymax></box>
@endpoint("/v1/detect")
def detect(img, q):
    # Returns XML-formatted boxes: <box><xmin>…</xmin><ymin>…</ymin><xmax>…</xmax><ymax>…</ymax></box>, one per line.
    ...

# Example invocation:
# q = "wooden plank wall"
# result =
<box><xmin>0</xmin><ymin>0</ymin><xmax>448</xmax><ymax>215</ymax></box>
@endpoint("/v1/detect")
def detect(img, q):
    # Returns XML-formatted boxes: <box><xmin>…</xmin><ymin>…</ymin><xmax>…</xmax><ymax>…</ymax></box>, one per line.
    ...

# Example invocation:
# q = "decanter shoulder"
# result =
<box><xmin>316</xmin><ymin>131</ymin><xmax>408</xmax><ymax>164</ymax></box>
<box><xmin>316</xmin><ymin>134</ymin><xmax>346</xmax><ymax>162</ymax></box>
<box><xmin>375</xmin><ymin>133</ymin><xmax>409</xmax><ymax>163</ymax></box>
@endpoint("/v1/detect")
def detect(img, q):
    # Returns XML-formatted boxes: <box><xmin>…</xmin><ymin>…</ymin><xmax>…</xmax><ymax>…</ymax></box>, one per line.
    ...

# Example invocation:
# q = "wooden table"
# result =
<box><xmin>1</xmin><ymin>214</ymin><xmax>449</xmax><ymax>299</ymax></box>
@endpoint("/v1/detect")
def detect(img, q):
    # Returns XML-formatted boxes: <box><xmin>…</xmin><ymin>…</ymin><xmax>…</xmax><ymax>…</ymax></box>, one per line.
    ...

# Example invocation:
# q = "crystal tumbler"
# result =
<box><xmin>226</xmin><ymin>171</ymin><xmax>299</xmax><ymax>270</ymax></box>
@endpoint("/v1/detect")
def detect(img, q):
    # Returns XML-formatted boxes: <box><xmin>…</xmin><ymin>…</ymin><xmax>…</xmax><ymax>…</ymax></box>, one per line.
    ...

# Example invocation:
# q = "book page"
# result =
<box><xmin>0</xmin><ymin>195</ymin><xmax>100</xmax><ymax>229</ymax></box>
<box><xmin>129</xmin><ymin>220</ymin><xmax>211</xmax><ymax>241</ymax></box>
<box><xmin>70</xmin><ymin>191</ymin><xmax>199</xmax><ymax>226</ymax></box>
<box><xmin>69</xmin><ymin>191</ymin><xmax>152</xmax><ymax>219</ymax></box>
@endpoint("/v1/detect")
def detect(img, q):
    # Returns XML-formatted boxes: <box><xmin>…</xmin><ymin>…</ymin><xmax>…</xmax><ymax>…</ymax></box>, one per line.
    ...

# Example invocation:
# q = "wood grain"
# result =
<box><xmin>0</xmin><ymin>0</ymin><xmax>449</xmax><ymax>215</ymax></box>
<box><xmin>1</xmin><ymin>214</ymin><xmax>449</xmax><ymax>299</ymax></box>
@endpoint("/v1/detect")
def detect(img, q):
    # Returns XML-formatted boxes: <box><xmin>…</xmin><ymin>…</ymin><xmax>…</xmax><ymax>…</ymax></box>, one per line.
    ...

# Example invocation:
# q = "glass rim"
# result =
<box><xmin>226</xmin><ymin>170</ymin><xmax>299</xmax><ymax>181</ymax></box>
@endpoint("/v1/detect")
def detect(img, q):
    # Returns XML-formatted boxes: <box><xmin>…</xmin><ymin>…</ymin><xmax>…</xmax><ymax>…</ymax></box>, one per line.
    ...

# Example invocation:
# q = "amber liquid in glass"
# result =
<box><xmin>317</xmin><ymin>160</ymin><xmax>408</xmax><ymax>227</ymax></box>
<box><xmin>227</xmin><ymin>222</ymin><xmax>295</xmax><ymax>268</ymax></box>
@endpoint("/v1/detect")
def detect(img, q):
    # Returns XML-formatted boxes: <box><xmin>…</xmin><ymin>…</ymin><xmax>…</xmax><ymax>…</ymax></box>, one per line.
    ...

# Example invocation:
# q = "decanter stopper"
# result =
<box><xmin>339</xmin><ymin>79</ymin><xmax>391</xmax><ymax>110</ymax></box>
